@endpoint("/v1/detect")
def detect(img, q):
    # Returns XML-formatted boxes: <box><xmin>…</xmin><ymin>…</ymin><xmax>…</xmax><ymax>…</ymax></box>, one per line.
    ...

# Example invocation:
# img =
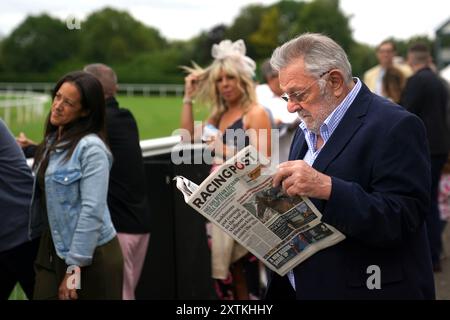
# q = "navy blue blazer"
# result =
<box><xmin>266</xmin><ymin>83</ymin><xmax>435</xmax><ymax>299</ymax></box>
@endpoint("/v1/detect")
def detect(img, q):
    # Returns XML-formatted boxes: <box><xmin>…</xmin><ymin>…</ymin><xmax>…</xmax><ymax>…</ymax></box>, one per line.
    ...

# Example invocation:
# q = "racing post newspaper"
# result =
<box><xmin>174</xmin><ymin>145</ymin><xmax>345</xmax><ymax>276</ymax></box>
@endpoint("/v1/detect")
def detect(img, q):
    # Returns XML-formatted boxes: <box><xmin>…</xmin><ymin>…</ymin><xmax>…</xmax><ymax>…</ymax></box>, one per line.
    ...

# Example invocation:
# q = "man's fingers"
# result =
<box><xmin>281</xmin><ymin>175</ymin><xmax>301</xmax><ymax>197</ymax></box>
<box><xmin>277</xmin><ymin>161</ymin><xmax>297</xmax><ymax>169</ymax></box>
<box><xmin>272</xmin><ymin>166</ymin><xmax>292</xmax><ymax>187</ymax></box>
<box><xmin>285</xmin><ymin>182</ymin><xmax>301</xmax><ymax>197</ymax></box>
<box><xmin>273</xmin><ymin>160</ymin><xmax>303</xmax><ymax>187</ymax></box>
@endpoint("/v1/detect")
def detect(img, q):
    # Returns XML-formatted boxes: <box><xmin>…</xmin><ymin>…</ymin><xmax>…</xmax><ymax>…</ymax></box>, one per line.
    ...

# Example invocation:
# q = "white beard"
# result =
<box><xmin>299</xmin><ymin>92</ymin><xmax>337</xmax><ymax>134</ymax></box>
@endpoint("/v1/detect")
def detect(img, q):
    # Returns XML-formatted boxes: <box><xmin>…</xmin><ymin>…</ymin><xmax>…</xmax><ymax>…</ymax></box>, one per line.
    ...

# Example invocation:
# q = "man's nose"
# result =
<box><xmin>287</xmin><ymin>101</ymin><xmax>302</xmax><ymax>113</ymax></box>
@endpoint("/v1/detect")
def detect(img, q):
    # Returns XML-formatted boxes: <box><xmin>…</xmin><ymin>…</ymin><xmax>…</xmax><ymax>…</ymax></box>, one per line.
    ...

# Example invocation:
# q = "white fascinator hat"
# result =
<box><xmin>211</xmin><ymin>39</ymin><xmax>256</xmax><ymax>78</ymax></box>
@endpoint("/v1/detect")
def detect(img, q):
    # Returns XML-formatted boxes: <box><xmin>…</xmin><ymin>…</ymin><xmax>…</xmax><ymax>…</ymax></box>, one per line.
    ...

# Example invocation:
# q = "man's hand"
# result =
<box><xmin>272</xmin><ymin>160</ymin><xmax>332</xmax><ymax>200</ymax></box>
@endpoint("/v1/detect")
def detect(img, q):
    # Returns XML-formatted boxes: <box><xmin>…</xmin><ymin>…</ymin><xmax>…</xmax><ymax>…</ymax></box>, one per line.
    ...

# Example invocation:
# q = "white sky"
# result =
<box><xmin>0</xmin><ymin>0</ymin><xmax>449</xmax><ymax>46</ymax></box>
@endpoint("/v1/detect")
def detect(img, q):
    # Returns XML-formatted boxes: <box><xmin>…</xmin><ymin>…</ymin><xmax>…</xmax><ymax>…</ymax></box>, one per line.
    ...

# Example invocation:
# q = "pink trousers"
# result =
<box><xmin>117</xmin><ymin>233</ymin><xmax>150</xmax><ymax>300</ymax></box>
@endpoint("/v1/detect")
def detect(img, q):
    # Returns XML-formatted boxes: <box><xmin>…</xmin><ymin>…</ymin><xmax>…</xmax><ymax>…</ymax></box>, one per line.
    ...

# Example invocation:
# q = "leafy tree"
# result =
<box><xmin>0</xmin><ymin>1</ymin><xmax>437</xmax><ymax>84</ymax></box>
<box><xmin>292</xmin><ymin>0</ymin><xmax>353</xmax><ymax>52</ymax></box>
<box><xmin>225</xmin><ymin>4</ymin><xmax>266</xmax><ymax>58</ymax></box>
<box><xmin>270</xmin><ymin>0</ymin><xmax>307</xmax><ymax>44</ymax></box>
<box><xmin>80</xmin><ymin>7</ymin><xmax>166</xmax><ymax>63</ymax></box>
<box><xmin>248</xmin><ymin>0</ymin><xmax>306</xmax><ymax>60</ymax></box>
<box><xmin>1</xmin><ymin>14</ymin><xmax>80</xmax><ymax>72</ymax></box>
<box><xmin>249</xmin><ymin>7</ymin><xmax>281</xmax><ymax>58</ymax></box>
<box><xmin>114</xmin><ymin>47</ymin><xmax>186</xmax><ymax>83</ymax></box>
<box><xmin>188</xmin><ymin>24</ymin><xmax>227</xmax><ymax>66</ymax></box>
<box><xmin>348</xmin><ymin>42</ymin><xmax>376</xmax><ymax>78</ymax></box>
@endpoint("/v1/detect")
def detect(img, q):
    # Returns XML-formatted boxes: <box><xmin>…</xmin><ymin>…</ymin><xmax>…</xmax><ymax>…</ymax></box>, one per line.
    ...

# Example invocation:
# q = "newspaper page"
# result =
<box><xmin>174</xmin><ymin>145</ymin><xmax>345</xmax><ymax>276</ymax></box>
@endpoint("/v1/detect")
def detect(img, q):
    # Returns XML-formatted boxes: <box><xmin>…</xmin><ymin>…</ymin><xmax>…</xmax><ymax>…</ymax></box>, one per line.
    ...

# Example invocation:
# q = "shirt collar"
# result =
<box><xmin>299</xmin><ymin>77</ymin><xmax>362</xmax><ymax>147</ymax></box>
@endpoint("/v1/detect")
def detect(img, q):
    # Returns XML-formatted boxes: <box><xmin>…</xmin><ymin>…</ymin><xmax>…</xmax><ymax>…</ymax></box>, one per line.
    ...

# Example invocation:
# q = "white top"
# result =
<box><xmin>256</xmin><ymin>84</ymin><xmax>298</xmax><ymax>124</ymax></box>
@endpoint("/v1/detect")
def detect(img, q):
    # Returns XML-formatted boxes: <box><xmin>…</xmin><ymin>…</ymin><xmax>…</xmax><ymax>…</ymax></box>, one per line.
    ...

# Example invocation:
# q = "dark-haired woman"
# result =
<box><xmin>30</xmin><ymin>71</ymin><xmax>123</xmax><ymax>300</ymax></box>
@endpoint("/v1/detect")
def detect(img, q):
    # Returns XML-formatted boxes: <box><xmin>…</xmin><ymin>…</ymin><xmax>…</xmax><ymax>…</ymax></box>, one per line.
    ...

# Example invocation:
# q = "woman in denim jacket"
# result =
<box><xmin>30</xmin><ymin>71</ymin><xmax>123</xmax><ymax>300</ymax></box>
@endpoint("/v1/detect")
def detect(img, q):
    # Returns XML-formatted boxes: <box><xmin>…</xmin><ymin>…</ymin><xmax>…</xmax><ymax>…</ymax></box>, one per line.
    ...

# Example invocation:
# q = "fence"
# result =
<box><xmin>0</xmin><ymin>83</ymin><xmax>185</xmax><ymax>127</ymax></box>
<box><xmin>0</xmin><ymin>90</ymin><xmax>48</xmax><ymax>124</ymax></box>
<box><xmin>0</xmin><ymin>82</ymin><xmax>185</xmax><ymax>97</ymax></box>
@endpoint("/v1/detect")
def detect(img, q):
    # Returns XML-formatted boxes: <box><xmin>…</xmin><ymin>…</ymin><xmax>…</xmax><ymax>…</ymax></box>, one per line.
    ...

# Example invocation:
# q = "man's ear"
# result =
<box><xmin>328</xmin><ymin>70</ymin><xmax>345</xmax><ymax>97</ymax></box>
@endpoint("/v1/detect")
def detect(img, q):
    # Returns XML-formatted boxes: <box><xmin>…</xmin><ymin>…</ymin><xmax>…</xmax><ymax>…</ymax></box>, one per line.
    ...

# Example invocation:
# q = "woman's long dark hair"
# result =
<box><xmin>33</xmin><ymin>71</ymin><xmax>107</xmax><ymax>169</ymax></box>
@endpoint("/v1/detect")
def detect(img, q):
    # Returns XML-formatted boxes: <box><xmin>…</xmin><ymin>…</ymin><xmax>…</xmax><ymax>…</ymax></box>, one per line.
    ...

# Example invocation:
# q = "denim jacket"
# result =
<box><xmin>29</xmin><ymin>134</ymin><xmax>116</xmax><ymax>266</ymax></box>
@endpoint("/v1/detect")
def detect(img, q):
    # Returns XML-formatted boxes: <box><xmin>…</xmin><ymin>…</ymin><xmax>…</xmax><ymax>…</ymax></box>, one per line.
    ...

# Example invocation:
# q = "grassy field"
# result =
<box><xmin>2</xmin><ymin>95</ymin><xmax>209</xmax><ymax>142</ymax></box>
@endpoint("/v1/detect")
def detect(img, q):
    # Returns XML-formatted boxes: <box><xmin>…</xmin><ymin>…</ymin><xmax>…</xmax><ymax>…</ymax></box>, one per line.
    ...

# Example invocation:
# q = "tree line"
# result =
<box><xmin>0</xmin><ymin>0</ymin><xmax>433</xmax><ymax>84</ymax></box>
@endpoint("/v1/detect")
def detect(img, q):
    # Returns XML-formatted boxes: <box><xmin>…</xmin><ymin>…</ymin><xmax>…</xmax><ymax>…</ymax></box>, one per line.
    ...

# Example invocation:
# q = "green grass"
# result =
<box><xmin>8</xmin><ymin>284</ymin><xmax>27</xmax><ymax>300</ymax></box>
<box><xmin>117</xmin><ymin>95</ymin><xmax>208</xmax><ymax>139</ymax></box>
<box><xmin>2</xmin><ymin>95</ymin><xmax>209</xmax><ymax>142</ymax></box>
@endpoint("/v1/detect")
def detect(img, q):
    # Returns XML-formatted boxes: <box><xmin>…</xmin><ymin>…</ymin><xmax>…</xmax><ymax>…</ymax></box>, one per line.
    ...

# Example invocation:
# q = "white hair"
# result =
<box><xmin>270</xmin><ymin>33</ymin><xmax>353</xmax><ymax>84</ymax></box>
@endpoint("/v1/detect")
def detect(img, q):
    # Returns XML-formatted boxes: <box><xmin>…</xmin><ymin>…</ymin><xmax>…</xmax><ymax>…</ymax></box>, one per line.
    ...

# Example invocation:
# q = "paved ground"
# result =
<box><xmin>435</xmin><ymin>224</ymin><xmax>450</xmax><ymax>300</ymax></box>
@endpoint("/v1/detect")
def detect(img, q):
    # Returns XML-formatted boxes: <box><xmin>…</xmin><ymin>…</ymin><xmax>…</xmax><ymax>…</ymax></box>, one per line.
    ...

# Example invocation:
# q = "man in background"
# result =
<box><xmin>364</xmin><ymin>39</ymin><xmax>412</xmax><ymax>97</ymax></box>
<box><xmin>400</xmin><ymin>43</ymin><xmax>450</xmax><ymax>272</ymax></box>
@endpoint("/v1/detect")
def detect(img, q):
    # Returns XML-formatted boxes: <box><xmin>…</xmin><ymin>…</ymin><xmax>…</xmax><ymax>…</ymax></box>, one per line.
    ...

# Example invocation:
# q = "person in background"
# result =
<box><xmin>83</xmin><ymin>63</ymin><xmax>151</xmax><ymax>300</ymax></box>
<box><xmin>30</xmin><ymin>71</ymin><xmax>123</xmax><ymax>299</ymax></box>
<box><xmin>364</xmin><ymin>39</ymin><xmax>412</xmax><ymax>97</ymax></box>
<box><xmin>438</xmin><ymin>68</ymin><xmax>450</xmax><ymax>246</ymax></box>
<box><xmin>267</xmin><ymin>33</ymin><xmax>434</xmax><ymax>299</ymax></box>
<box><xmin>180</xmin><ymin>39</ymin><xmax>271</xmax><ymax>299</ymax></box>
<box><xmin>438</xmin><ymin>155</ymin><xmax>450</xmax><ymax>244</ymax></box>
<box><xmin>400</xmin><ymin>42</ymin><xmax>450</xmax><ymax>272</ymax></box>
<box><xmin>0</xmin><ymin>119</ymin><xmax>39</xmax><ymax>300</ymax></box>
<box><xmin>256</xmin><ymin>59</ymin><xmax>299</xmax><ymax>163</ymax></box>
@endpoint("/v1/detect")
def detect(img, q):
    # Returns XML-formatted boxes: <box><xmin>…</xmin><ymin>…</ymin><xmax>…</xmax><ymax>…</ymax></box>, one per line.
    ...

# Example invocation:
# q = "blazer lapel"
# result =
<box><xmin>288</xmin><ymin>127</ymin><xmax>308</xmax><ymax>161</ymax></box>
<box><xmin>312</xmin><ymin>84</ymin><xmax>372</xmax><ymax>173</ymax></box>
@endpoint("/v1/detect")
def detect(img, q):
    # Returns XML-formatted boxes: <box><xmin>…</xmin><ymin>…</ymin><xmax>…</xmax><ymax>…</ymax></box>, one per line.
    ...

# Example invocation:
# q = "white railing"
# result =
<box><xmin>140</xmin><ymin>135</ymin><xmax>181</xmax><ymax>157</ymax></box>
<box><xmin>0</xmin><ymin>82</ymin><xmax>54</xmax><ymax>93</ymax></box>
<box><xmin>139</xmin><ymin>135</ymin><xmax>205</xmax><ymax>158</ymax></box>
<box><xmin>0</xmin><ymin>90</ymin><xmax>49</xmax><ymax>124</ymax></box>
<box><xmin>120</xmin><ymin>84</ymin><xmax>184</xmax><ymax>97</ymax></box>
<box><xmin>0</xmin><ymin>82</ymin><xmax>185</xmax><ymax>97</ymax></box>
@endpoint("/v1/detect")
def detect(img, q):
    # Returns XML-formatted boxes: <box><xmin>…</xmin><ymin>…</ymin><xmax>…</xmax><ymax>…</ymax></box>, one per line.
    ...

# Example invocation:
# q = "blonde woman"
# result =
<box><xmin>180</xmin><ymin>39</ymin><xmax>271</xmax><ymax>299</ymax></box>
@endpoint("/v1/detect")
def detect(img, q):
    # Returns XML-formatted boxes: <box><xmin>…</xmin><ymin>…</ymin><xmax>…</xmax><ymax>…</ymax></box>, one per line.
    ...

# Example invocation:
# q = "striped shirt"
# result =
<box><xmin>287</xmin><ymin>78</ymin><xmax>362</xmax><ymax>290</ymax></box>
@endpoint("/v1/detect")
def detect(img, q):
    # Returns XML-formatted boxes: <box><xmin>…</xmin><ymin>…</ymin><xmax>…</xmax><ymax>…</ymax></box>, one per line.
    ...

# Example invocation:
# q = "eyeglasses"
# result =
<box><xmin>280</xmin><ymin>70</ymin><xmax>332</xmax><ymax>103</ymax></box>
